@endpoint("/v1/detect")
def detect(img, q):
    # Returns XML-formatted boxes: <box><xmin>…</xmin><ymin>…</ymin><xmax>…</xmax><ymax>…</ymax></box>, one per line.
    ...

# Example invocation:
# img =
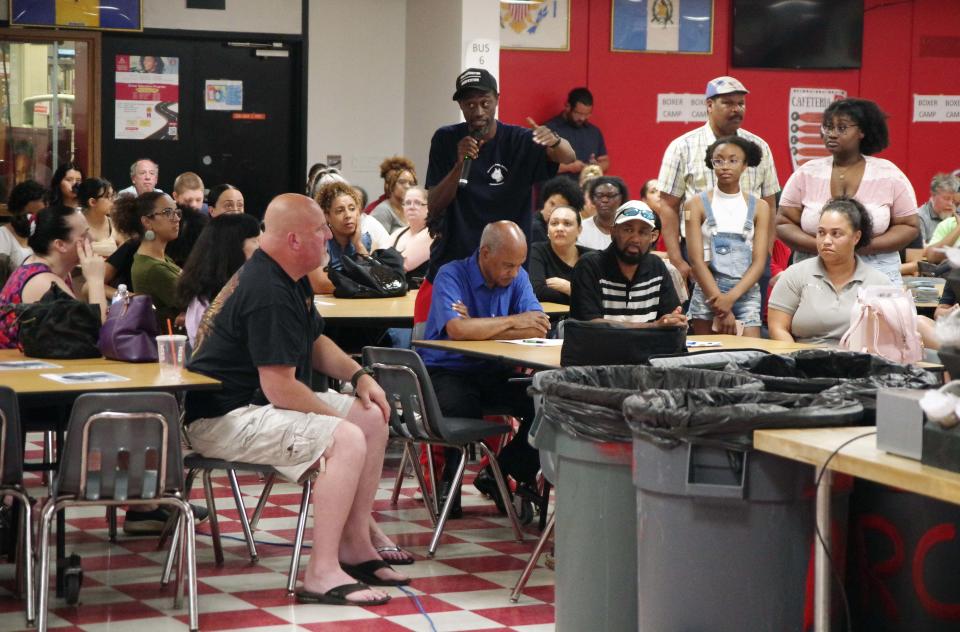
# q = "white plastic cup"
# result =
<box><xmin>156</xmin><ymin>334</ymin><xmax>188</xmax><ymax>380</ymax></box>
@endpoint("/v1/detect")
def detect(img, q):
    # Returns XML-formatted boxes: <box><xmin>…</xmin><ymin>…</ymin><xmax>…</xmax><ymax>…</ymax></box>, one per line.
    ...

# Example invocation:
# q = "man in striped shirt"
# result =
<box><xmin>570</xmin><ymin>202</ymin><xmax>686</xmax><ymax>327</ymax></box>
<box><xmin>657</xmin><ymin>76</ymin><xmax>780</xmax><ymax>279</ymax></box>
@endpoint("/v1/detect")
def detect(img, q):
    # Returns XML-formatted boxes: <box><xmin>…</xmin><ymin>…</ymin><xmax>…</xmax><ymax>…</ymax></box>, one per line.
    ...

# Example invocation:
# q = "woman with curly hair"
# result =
<box><xmin>369</xmin><ymin>156</ymin><xmax>417</xmax><ymax>234</ymax></box>
<box><xmin>776</xmin><ymin>98</ymin><xmax>918</xmax><ymax>284</ymax></box>
<box><xmin>309</xmin><ymin>181</ymin><xmax>381</xmax><ymax>294</ymax></box>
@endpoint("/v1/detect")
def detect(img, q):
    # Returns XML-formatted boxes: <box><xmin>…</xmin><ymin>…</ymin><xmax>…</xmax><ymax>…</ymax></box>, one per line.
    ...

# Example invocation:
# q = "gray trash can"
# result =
<box><xmin>625</xmin><ymin>388</ymin><xmax>864</xmax><ymax>632</ymax></box>
<box><xmin>528</xmin><ymin>366</ymin><xmax>764</xmax><ymax>632</ymax></box>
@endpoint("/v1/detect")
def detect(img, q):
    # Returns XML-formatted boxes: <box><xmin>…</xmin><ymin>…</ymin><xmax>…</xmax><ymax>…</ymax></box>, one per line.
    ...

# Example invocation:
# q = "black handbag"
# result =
<box><xmin>329</xmin><ymin>248</ymin><xmax>408</xmax><ymax>299</ymax></box>
<box><xmin>11</xmin><ymin>283</ymin><xmax>102</xmax><ymax>359</ymax></box>
<box><xmin>560</xmin><ymin>318</ymin><xmax>687</xmax><ymax>367</ymax></box>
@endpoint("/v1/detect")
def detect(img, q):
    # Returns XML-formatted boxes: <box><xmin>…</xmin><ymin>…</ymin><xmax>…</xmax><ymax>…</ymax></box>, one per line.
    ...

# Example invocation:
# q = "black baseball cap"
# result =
<box><xmin>452</xmin><ymin>67</ymin><xmax>498</xmax><ymax>101</ymax></box>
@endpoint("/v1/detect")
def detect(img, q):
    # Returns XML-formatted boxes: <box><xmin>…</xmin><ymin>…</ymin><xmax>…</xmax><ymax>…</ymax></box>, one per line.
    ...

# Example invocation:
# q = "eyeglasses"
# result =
<box><xmin>148</xmin><ymin>207</ymin><xmax>182</xmax><ymax>220</ymax></box>
<box><xmin>403</xmin><ymin>199</ymin><xmax>427</xmax><ymax>207</ymax></box>
<box><xmin>820</xmin><ymin>123</ymin><xmax>858</xmax><ymax>136</ymax></box>
<box><xmin>592</xmin><ymin>190</ymin><xmax>622</xmax><ymax>201</ymax></box>
<box><xmin>136</xmin><ymin>170</ymin><xmax>158</xmax><ymax>177</ymax></box>
<box><xmin>615</xmin><ymin>207</ymin><xmax>656</xmax><ymax>222</ymax></box>
<box><xmin>711</xmin><ymin>158</ymin><xmax>743</xmax><ymax>168</ymax></box>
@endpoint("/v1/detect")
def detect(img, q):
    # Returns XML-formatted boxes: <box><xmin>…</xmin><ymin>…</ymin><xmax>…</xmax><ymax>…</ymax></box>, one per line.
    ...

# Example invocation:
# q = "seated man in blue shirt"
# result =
<box><xmin>419</xmin><ymin>221</ymin><xmax>550</xmax><ymax>516</ymax></box>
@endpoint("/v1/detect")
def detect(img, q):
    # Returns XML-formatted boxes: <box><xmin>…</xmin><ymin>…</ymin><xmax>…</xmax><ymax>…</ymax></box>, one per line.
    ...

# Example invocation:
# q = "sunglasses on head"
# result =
<box><xmin>616</xmin><ymin>207</ymin><xmax>655</xmax><ymax>222</ymax></box>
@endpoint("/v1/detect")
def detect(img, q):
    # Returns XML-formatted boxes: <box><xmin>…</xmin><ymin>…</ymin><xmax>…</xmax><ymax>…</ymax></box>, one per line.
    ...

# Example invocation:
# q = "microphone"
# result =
<box><xmin>458</xmin><ymin>128</ymin><xmax>485</xmax><ymax>188</ymax></box>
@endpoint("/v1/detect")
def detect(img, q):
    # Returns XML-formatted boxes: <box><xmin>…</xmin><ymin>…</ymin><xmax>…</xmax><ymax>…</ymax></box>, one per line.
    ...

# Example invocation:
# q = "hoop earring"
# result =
<box><xmin>143</xmin><ymin>229</ymin><xmax>156</xmax><ymax>242</ymax></box>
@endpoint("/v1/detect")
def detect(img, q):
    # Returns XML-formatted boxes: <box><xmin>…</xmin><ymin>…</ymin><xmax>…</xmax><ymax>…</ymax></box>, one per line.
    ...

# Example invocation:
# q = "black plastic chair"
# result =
<box><xmin>364</xmin><ymin>346</ymin><xmax>524</xmax><ymax>557</ymax></box>
<box><xmin>35</xmin><ymin>392</ymin><xmax>198</xmax><ymax>632</ymax></box>
<box><xmin>0</xmin><ymin>387</ymin><xmax>34</xmax><ymax>626</ymax></box>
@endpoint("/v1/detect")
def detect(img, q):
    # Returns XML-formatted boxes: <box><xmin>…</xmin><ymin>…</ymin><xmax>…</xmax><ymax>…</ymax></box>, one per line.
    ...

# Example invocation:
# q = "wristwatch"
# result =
<box><xmin>549</xmin><ymin>135</ymin><xmax>562</xmax><ymax>148</ymax></box>
<box><xmin>350</xmin><ymin>366</ymin><xmax>374</xmax><ymax>390</ymax></box>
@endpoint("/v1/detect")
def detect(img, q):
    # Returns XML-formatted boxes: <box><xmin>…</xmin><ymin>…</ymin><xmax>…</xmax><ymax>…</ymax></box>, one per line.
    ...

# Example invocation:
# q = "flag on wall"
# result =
<box><xmin>612</xmin><ymin>0</ymin><xmax>713</xmax><ymax>53</ymax></box>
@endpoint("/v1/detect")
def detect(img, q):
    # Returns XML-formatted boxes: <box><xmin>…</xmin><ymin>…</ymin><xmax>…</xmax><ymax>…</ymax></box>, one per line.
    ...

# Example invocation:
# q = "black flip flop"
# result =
<box><xmin>341</xmin><ymin>559</ymin><xmax>412</xmax><ymax>586</ymax></box>
<box><xmin>295</xmin><ymin>582</ymin><xmax>390</xmax><ymax>606</ymax></box>
<box><xmin>376</xmin><ymin>545</ymin><xmax>416</xmax><ymax>565</ymax></box>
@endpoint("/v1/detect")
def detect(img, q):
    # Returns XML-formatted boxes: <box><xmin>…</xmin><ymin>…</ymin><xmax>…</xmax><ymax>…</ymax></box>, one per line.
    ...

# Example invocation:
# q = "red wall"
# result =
<box><xmin>499</xmin><ymin>0</ymin><xmax>960</xmax><ymax>202</ymax></box>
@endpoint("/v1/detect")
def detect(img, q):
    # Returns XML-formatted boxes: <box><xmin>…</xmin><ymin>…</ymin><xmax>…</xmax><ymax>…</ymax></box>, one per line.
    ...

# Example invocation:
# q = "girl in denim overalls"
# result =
<box><xmin>685</xmin><ymin>136</ymin><xmax>771</xmax><ymax>337</ymax></box>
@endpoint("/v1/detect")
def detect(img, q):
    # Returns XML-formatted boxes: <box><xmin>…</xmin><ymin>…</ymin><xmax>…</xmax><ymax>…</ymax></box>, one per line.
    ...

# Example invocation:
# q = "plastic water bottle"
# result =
<box><xmin>112</xmin><ymin>284</ymin><xmax>129</xmax><ymax>306</ymax></box>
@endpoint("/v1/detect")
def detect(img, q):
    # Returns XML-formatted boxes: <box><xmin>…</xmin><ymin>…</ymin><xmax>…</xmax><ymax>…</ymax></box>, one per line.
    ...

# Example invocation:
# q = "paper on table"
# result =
<box><xmin>314</xmin><ymin>300</ymin><xmax>335</xmax><ymax>306</ymax></box>
<box><xmin>497</xmin><ymin>338</ymin><xmax>563</xmax><ymax>347</ymax></box>
<box><xmin>41</xmin><ymin>372</ymin><xmax>130</xmax><ymax>384</ymax></box>
<box><xmin>687</xmin><ymin>340</ymin><xmax>722</xmax><ymax>348</ymax></box>
<box><xmin>0</xmin><ymin>360</ymin><xmax>61</xmax><ymax>370</ymax></box>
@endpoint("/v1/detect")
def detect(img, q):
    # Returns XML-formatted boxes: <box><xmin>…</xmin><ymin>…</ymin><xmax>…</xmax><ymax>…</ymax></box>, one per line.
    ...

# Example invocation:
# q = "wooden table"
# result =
<box><xmin>753</xmin><ymin>427</ymin><xmax>960</xmax><ymax>632</ymax></box>
<box><xmin>413</xmin><ymin>335</ymin><xmax>821</xmax><ymax>370</ymax></box>
<box><xmin>0</xmin><ymin>350</ymin><xmax>220</xmax><ymax>596</ymax></box>
<box><xmin>314</xmin><ymin>291</ymin><xmax>421</xmax><ymax>327</ymax></box>
<box><xmin>0</xmin><ymin>350</ymin><xmax>220</xmax><ymax>398</ymax></box>
<box><xmin>313</xmin><ymin>289</ymin><xmax>569</xmax><ymax>327</ymax></box>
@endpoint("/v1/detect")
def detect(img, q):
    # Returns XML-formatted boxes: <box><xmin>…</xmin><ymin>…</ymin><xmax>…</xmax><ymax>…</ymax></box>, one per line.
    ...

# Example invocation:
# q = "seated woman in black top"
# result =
<box><xmin>529</xmin><ymin>205</ymin><xmax>592</xmax><ymax>304</ymax></box>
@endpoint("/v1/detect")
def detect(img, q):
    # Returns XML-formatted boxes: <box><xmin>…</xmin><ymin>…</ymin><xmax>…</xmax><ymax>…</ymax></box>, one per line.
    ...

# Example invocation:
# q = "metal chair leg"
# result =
<box><xmin>286</xmin><ymin>478</ymin><xmax>312</xmax><ymax>595</ymax></box>
<box><xmin>427</xmin><ymin>447</ymin><xmax>467</xmax><ymax>557</ymax></box>
<box><xmin>36</xmin><ymin>498</ymin><xmax>57</xmax><ymax>632</ymax></box>
<box><xmin>249</xmin><ymin>472</ymin><xmax>276</xmax><ymax>531</ymax></box>
<box><xmin>173</xmin><ymin>509</ymin><xmax>185</xmax><ymax>610</ymax></box>
<box><xmin>169</xmin><ymin>497</ymin><xmax>198</xmax><ymax>632</ymax></box>
<box><xmin>203</xmin><ymin>469</ymin><xmax>224</xmax><ymax>565</ymax></box>
<box><xmin>107</xmin><ymin>506</ymin><xmax>118</xmax><ymax>542</ymax></box>
<box><xmin>160</xmin><ymin>516</ymin><xmax>180</xmax><ymax>586</ymax></box>
<box><xmin>425</xmin><ymin>444</ymin><xmax>440</xmax><ymax>517</ymax></box>
<box><xmin>10</xmin><ymin>490</ymin><xmax>34</xmax><ymax>625</ymax></box>
<box><xmin>538</xmin><ymin>480</ymin><xmax>552</xmax><ymax>531</ymax></box>
<box><xmin>158</xmin><ymin>468</ymin><xmax>199</xmax><ymax>551</ymax></box>
<box><xmin>226</xmin><ymin>469</ymin><xmax>258</xmax><ymax>562</ymax></box>
<box><xmin>391</xmin><ymin>442</ymin><xmax>410</xmax><ymax>505</ymax></box>
<box><xmin>479</xmin><ymin>442</ymin><xmax>524</xmax><ymax>543</ymax></box>
<box><xmin>41</xmin><ymin>431</ymin><xmax>54</xmax><ymax>486</ymax></box>
<box><xmin>510</xmin><ymin>511</ymin><xmax>555</xmax><ymax>602</ymax></box>
<box><xmin>408</xmin><ymin>444</ymin><xmax>438</xmax><ymax>526</ymax></box>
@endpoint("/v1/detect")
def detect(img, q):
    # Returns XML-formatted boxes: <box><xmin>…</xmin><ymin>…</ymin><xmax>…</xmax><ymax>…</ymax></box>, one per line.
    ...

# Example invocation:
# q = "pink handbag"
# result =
<box><xmin>840</xmin><ymin>286</ymin><xmax>923</xmax><ymax>364</ymax></box>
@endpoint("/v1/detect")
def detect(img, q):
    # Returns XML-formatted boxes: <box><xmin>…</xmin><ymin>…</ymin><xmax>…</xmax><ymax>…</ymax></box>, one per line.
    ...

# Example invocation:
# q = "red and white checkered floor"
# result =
<box><xmin>0</xmin><ymin>439</ymin><xmax>554</xmax><ymax>631</ymax></box>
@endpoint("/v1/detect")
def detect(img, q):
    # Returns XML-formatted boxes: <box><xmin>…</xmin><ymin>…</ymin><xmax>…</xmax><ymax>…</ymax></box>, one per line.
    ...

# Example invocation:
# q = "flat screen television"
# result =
<box><xmin>732</xmin><ymin>0</ymin><xmax>863</xmax><ymax>69</ymax></box>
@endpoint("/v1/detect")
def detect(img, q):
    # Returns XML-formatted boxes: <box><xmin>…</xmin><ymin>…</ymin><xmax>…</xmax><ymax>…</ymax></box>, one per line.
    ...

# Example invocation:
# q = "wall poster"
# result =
<box><xmin>500</xmin><ymin>0</ymin><xmax>570</xmax><ymax>51</ymax></box>
<box><xmin>114</xmin><ymin>54</ymin><xmax>179</xmax><ymax>140</ymax></box>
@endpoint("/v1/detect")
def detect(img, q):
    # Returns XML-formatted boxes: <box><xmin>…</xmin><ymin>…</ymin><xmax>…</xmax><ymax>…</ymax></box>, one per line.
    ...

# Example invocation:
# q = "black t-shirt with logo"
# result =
<box><xmin>425</xmin><ymin>121</ymin><xmax>557</xmax><ymax>279</ymax></box>
<box><xmin>184</xmin><ymin>248</ymin><xmax>323</xmax><ymax>422</ymax></box>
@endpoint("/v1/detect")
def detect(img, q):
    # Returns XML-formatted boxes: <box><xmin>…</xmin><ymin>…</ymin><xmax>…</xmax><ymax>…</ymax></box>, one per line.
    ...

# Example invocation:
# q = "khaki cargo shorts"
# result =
<box><xmin>185</xmin><ymin>391</ymin><xmax>354</xmax><ymax>483</ymax></box>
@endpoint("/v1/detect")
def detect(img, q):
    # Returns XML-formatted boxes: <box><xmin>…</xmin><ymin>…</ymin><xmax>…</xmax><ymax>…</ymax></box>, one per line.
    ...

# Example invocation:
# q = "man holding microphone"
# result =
<box><xmin>415</xmin><ymin>67</ymin><xmax>575</xmax><ymax>321</ymax></box>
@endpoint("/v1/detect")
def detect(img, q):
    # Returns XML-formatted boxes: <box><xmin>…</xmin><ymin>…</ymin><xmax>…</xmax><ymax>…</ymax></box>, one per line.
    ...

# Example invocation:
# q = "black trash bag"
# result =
<box><xmin>529</xmin><ymin>365</ymin><xmax>764</xmax><ymax>443</ymax></box>
<box><xmin>624</xmin><ymin>388</ymin><xmax>864</xmax><ymax>451</ymax></box>
<box><xmin>726</xmin><ymin>350</ymin><xmax>938</xmax><ymax>420</ymax></box>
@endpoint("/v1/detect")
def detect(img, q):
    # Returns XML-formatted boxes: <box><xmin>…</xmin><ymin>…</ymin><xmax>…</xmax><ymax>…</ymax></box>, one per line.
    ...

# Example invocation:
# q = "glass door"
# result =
<box><xmin>0</xmin><ymin>29</ymin><xmax>99</xmax><ymax>206</ymax></box>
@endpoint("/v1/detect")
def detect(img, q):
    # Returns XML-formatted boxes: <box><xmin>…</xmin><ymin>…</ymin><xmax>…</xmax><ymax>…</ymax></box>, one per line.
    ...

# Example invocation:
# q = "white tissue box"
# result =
<box><xmin>876</xmin><ymin>389</ymin><xmax>927</xmax><ymax>461</ymax></box>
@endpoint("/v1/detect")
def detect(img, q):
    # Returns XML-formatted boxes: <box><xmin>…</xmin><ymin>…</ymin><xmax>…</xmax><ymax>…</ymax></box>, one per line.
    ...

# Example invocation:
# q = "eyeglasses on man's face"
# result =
<box><xmin>149</xmin><ymin>207</ymin><xmax>182</xmax><ymax>220</ymax></box>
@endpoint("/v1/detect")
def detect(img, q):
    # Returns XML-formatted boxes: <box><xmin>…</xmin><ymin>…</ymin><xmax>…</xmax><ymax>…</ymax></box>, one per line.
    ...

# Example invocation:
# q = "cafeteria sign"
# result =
<box><xmin>788</xmin><ymin>87</ymin><xmax>846</xmax><ymax>171</ymax></box>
